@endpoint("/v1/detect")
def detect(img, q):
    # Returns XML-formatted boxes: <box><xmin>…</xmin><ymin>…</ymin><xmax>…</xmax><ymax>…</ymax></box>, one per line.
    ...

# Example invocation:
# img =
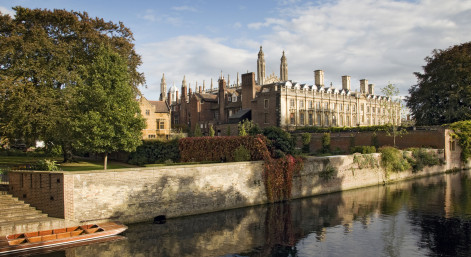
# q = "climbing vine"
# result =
<box><xmin>449</xmin><ymin>120</ymin><xmax>471</xmax><ymax>162</ymax></box>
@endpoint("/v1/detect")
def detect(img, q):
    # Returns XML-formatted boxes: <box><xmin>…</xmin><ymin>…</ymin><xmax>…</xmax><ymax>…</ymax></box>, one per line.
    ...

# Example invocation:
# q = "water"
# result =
<box><xmin>37</xmin><ymin>170</ymin><xmax>471</xmax><ymax>257</ymax></box>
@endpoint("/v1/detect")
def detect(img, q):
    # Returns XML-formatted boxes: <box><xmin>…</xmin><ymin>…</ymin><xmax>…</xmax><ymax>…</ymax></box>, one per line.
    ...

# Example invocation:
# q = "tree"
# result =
<box><xmin>193</xmin><ymin>123</ymin><xmax>202</xmax><ymax>137</ymax></box>
<box><xmin>381</xmin><ymin>83</ymin><xmax>404</xmax><ymax>147</ymax></box>
<box><xmin>407</xmin><ymin>42</ymin><xmax>471</xmax><ymax>125</ymax></box>
<box><xmin>209</xmin><ymin>125</ymin><xmax>215</xmax><ymax>137</ymax></box>
<box><xmin>71</xmin><ymin>45</ymin><xmax>145</xmax><ymax>170</ymax></box>
<box><xmin>0</xmin><ymin>7</ymin><xmax>145</xmax><ymax>161</ymax></box>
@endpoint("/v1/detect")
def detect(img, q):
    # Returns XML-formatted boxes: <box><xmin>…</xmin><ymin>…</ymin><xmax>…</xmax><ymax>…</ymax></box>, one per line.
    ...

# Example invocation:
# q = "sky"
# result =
<box><xmin>1</xmin><ymin>0</ymin><xmax>470</xmax><ymax>100</ymax></box>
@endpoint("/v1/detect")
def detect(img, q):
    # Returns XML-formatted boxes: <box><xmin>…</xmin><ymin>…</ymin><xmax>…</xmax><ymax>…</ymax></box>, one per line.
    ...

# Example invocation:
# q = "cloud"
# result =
<box><xmin>140</xmin><ymin>9</ymin><xmax>156</xmax><ymax>22</ymax></box>
<box><xmin>137</xmin><ymin>35</ymin><xmax>254</xmax><ymax>98</ymax></box>
<box><xmin>251</xmin><ymin>0</ymin><xmax>471</xmax><ymax>96</ymax></box>
<box><xmin>172</xmin><ymin>5</ymin><xmax>197</xmax><ymax>12</ymax></box>
<box><xmin>0</xmin><ymin>6</ymin><xmax>15</xmax><ymax>17</ymax></box>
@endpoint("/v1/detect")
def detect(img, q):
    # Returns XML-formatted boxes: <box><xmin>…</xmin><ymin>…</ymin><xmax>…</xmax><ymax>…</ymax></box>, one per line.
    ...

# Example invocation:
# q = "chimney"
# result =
<box><xmin>242</xmin><ymin>72</ymin><xmax>256</xmax><ymax>109</ymax></box>
<box><xmin>176</xmin><ymin>91</ymin><xmax>179</xmax><ymax>103</ymax></box>
<box><xmin>368</xmin><ymin>84</ymin><xmax>375</xmax><ymax>95</ymax></box>
<box><xmin>314</xmin><ymin>70</ymin><xmax>324</xmax><ymax>87</ymax></box>
<box><xmin>167</xmin><ymin>92</ymin><xmax>171</xmax><ymax>104</ymax></box>
<box><xmin>342</xmin><ymin>75</ymin><xmax>351</xmax><ymax>91</ymax></box>
<box><xmin>360</xmin><ymin>79</ymin><xmax>368</xmax><ymax>94</ymax></box>
<box><xmin>199</xmin><ymin>86</ymin><xmax>202</xmax><ymax>94</ymax></box>
<box><xmin>218</xmin><ymin>78</ymin><xmax>226</xmax><ymax>122</ymax></box>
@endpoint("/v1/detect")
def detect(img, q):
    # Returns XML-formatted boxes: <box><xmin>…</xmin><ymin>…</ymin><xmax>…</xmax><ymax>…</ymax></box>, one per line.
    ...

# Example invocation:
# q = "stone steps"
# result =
<box><xmin>0</xmin><ymin>193</ymin><xmax>79</xmax><ymax>236</ymax></box>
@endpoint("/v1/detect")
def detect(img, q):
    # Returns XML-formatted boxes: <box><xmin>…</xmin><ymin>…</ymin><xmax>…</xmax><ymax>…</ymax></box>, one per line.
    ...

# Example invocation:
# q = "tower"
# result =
<box><xmin>160</xmin><ymin>73</ymin><xmax>167</xmax><ymax>101</ymax></box>
<box><xmin>280</xmin><ymin>51</ymin><xmax>288</xmax><ymax>81</ymax></box>
<box><xmin>257</xmin><ymin>46</ymin><xmax>266</xmax><ymax>85</ymax></box>
<box><xmin>181</xmin><ymin>75</ymin><xmax>187</xmax><ymax>101</ymax></box>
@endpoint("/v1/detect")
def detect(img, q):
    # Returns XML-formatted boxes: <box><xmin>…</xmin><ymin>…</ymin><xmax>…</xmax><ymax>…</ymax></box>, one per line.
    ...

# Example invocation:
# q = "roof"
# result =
<box><xmin>195</xmin><ymin>93</ymin><xmax>218</xmax><ymax>102</ymax></box>
<box><xmin>228</xmin><ymin>109</ymin><xmax>251</xmax><ymax>123</ymax></box>
<box><xmin>149</xmin><ymin>101</ymin><xmax>170</xmax><ymax>113</ymax></box>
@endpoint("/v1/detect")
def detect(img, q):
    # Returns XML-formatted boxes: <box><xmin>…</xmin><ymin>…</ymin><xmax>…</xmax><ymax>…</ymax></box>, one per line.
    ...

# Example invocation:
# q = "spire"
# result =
<box><xmin>237</xmin><ymin>72</ymin><xmax>239</xmax><ymax>87</ymax></box>
<box><xmin>211</xmin><ymin>78</ymin><xmax>213</xmax><ymax>91</ymax></box>
<box><xmin>203</xmin><ymin>80</ymin><xmax>205</xmax><ymax>91</ymax></box>
<box><xmin>257</xmin><ymin>45</ymin><xmax>266</xmax><ymax>85</ymax></box>
<box><xmin>182</xmin><ymin>75</ymin><xmax>187</xmax><ymax>87</ymax></box>
<box><xmin>280</xmin><ymin>50</ymin><xmax>288</xmax><ymax>81</ymax></box>
<box><xmin>160</xmin><ymin>73</ymin><xmax>167</xmax><ymax>101</ymax></box>
<box><xmin>228</xmin><ymin>74</ymin><xmax>230</xmax><ymax>87</ymax></box>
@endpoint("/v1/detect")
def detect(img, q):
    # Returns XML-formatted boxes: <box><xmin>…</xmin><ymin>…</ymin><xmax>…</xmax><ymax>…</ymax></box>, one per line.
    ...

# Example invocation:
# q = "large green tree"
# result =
<box><xmin>72</xmin><ymin>45</ymin><xmax>145</xmax><ymax>169</ymax></box>
<box><xmin>0</xmin><ymin>7</ymin><xmax>145</xmax><ymax>161</ymax></box>
<box><xmin>407</xmin><ymin>42</ymin><xmax>471</xmax><ymax>125</ymax></box>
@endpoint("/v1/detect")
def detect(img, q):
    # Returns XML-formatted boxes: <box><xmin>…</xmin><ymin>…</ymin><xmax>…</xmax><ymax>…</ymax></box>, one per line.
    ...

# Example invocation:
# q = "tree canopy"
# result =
<box><xmin>407</xmin><ymin>42</ymin><xmax>471</xmax><ymax>125</ymax></box>
<box><xmin>0</xmin><ymin>7</ymin><xmax>145</xmax><ymax>163</ymax></box>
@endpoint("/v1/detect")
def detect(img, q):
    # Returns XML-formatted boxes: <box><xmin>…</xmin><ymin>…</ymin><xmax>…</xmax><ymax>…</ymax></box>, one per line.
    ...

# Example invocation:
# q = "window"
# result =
<box><xmin>339</xmin><ymin>104</ymin><xmax>343</xmax><ymax>111</ymax></box>
<box><xmin>264</xmin><ymin>113</ymin><xmax>269</xmax><ymax>124</ymax></box>
<box><xmin>367</xmin><ymin>106</ymin><xmax>370</xmax><ymax>113</ymax></box>
<box><xmin>290</xmin><ymin>99</ymin><xmax>295</xmax><ymax>108</ymax></box>
<box><xmin>325</xmin><ymin>114</ymin><xmax>329</xmax><ymax>126</ymax></box>
<box><xmin>264</xmin><ymin>99</ymin><xmax>269</xmax><ymax>109</ymax></box>
<box><xmin>361</xmin><ymin>104</ymin><xmax>364</xmax><ymax>112</ymax></box>
<box><xmin>316</xmin><ymin>102</ymin><xmax>321</xmax><ymax>109</ymax></box>
<box><xmin>156</xmin><ymin>119</ymin><xmax>164</xmax><ymax>130</ymax></box>
<box><xmin>308</xmin><ymin>100</ymin><xmax>313</xmax><ymax>109</ymax></box>
<box><xmin>232</xmin><ymin>95</ymin><xmax>237</xmax><ymax>102</ymax></box>
<box><xmin>317</xmin><ymin>114</ymin><xmax>321</xmax><ymax>125</ymax></box>
<box><xmin>228</xmin><ymin>95</ymin><xmax>231</xmax><ymax>102</ymax></box>
<box><xmin>332</xmin><ymin>115</ymin><xmax>336</xmax><ymax>126</ymax></box>
<box><xmin>229</xmin><ymin>110</ymin><xmax>232</xmax><ymax>117</ymax></box>
<box><xmin>290</xmin><ymin>113</ymin><xmax>295</xmax><ymax>125</ymax></box>
<box><xmin>324</xmin><ymin>102</ymin><xmax>329</xmax><ymax>109</ymax></box>
<box><xmin>346</xmin><ymin>104</ymin><xmax>350</xmax><ymax>111</ymax></box>
<box><xmin>148</xmin><ymin>134</ymin><xmax>156</xmax><ymax>139</ymax></box>
<box><xmin>145</xmin><ymin>109</ymin><xmax>150</xmax><ymax>115</ymax></box>
<box><xmin>332</xmin><ymin>103</ymin><xmax>336</xmax><ymax>110</ymax></box>
<box><xmin>308</xmin><ymin>113</ymin><xmax>313</xmax><ymax>125</ymax></box>
<box><xmin>346</xmin><ymin>115</ymin><xmax>350</xmax><ymax>126</ymax></box>
<box><xmin>299</xmin><ymin>100</ymin><xmax>304</xmax><ymax>109</ymax></box>
<box><xmin>352</xmin><ymin>104</ymin><xmax>356</xmax><ymax>112</ymax></box>
<box><xmin>300</xmin><ymin>113</ymin><xmax>305</xmax><ymax>125</ymax></box>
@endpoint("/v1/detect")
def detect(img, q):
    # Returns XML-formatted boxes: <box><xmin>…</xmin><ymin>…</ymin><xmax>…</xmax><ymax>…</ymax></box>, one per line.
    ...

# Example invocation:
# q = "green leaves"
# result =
<box><xmin>407</xmin><ymin>42</ymin><xmax>471</xmax><ymax>125</ymax></box>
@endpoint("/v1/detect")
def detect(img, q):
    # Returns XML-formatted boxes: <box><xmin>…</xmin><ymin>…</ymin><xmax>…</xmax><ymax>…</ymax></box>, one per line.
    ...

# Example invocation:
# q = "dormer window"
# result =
<box><xmin>232</xmin><ymin>95</ymin><xmax>237</xmax><ymax>102</ymax></box>
<box><xmin>228</xmin><ymin>95</ymin><xmax>232</xmax><ymax>102</ymax></box>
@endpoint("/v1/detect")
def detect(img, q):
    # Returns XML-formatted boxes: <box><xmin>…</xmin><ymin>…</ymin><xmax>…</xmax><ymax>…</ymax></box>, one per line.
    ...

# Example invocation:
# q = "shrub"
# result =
<box><xmin>263</xmin><ymin>127</ymin><xmax>295</xmax><ymax>155</ymax></box>
<box><xmin>408</xmin><ymin>148</ymin><xmax>441</xmax><ymax>172</ymax></box>
<box><xmin>350</xmin><ymin>146</ymin><xmax>376</xmax><ymax>154</ymax></box>
<box><xmin>233</xmin><ymin>145</ymin><xmax>251</xmax><ymax>162</ymax></box>
<box><xmin>379</xmin><ymin>146</ymin><xmax>411</xmax><ymax>174</ymax></box>
<box><xmin>319</xmin><ymin>164</ymin><xmax>337</xmax><ymax>181</ymax></box>
<box><xmin>301</xmin><ymin>133</ymin><xmax>311</xmax><ymax>153</ymax></box>
<box><xmin>263</xmin><ymin>154</ymin><xmax>303</xmax><ymax>202</ymax></box>
<box><xmin>449</xmin><ymin>120</ymin><xmax>471</xmax><ymax>161</ymax></box>
<box><xmin>179</xmin><ymin>135</ymin><xmax>268</xmax><ymax>162</ymax></box>
<box><xmin>32</xmin><ymin>159</ymin><xmax>60</xmax><ymax>171</ymax></box>
<box><xmin>321</xmin><ymin>133</ymin><xmax>331</xmax><ymax>153</ymax></box>
<box><xmin>128</xmin><ymin>139</ymin><xmax>180</xmax><ymax>166</ymax></box>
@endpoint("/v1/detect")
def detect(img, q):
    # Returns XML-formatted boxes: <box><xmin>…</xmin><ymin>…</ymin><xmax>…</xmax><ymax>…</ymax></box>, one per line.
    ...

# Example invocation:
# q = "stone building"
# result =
<box><xmin>137</xmin><ymin>73</ymin><xmax>172</xmax><ymax>139</ymax></box>
<box><xmin>168</xmin><ymin>47</ymin><xmax>401</xmax><ymax>135</ymax></box>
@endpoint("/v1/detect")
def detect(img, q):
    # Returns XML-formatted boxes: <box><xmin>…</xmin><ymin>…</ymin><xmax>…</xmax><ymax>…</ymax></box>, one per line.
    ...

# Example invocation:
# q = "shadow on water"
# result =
<box><xmin>35</xmin><ymin>170</ymin><xmax>471</xmax><ymax>257</ymax></box>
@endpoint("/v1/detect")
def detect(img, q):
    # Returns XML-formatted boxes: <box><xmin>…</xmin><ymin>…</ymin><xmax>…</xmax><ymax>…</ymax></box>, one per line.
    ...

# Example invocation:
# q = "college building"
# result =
<box><xmin>166</xmin><ymin>46</ymin><xmax>401</xmax><ymax>135</ymax></box>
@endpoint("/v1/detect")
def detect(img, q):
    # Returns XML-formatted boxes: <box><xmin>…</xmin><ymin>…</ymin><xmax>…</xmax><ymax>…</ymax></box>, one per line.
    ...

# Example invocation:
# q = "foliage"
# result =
<box><xmin>263</xmin><ymin>126</ymin><xmax>296</xmax><ymax>157</ymax></box>
<box><xmin>450</xmin><ymin>120</ymin><xmax>471</xmax><ymax>161</ymax></box>
<box><xmin>209</xmin><ymin>125</ymin><xmax>215</xmax><ymax>137</ymax></box>
<box><xmin>226</xmin><ymin>126</ymin><xmax>231</xmax><ymax>136</ymax></box>
<box><xmin>379</xmin><ymin>147</ymin><xmax>411</xmax><ymax>175</ymax></box>
<box><xmin>128</xmin><ymin>139</ymin><xmax>180</xmax><ymax>166</ymax></box>
<box><xmin>381</xmin><ymin>83</ymin><xmax>405</xmax><ymax>147</ymax></box>
<box><xmin>350</xmin><ymin>146</ymin><xmax>376</xmax><ymax>154</ymax></box>
<box><xmin>32</xmin><ymin>159</ymin><xmax>61</xmax><ymax>171</ymax></box>
<box><xmin>70</xmin><ymin>45</ymin><xmax>145</xmax><ymax>169</ymax></box>
<box><xmin>301</xmin><ymin>133</ymin><xmax>311</xmax><ymax>153</ymax></box>
<box><xmin>407</xmin><ymin>148</ymin><xmax>442</xmax><ymax>173</ymax></box>
<box><xmin>238</xmin><ymin>121</ymin><xmax>247</xmax><ymax>136</ymax></box>
<box><xmin>321</xmin><ymin>133</ymin><xmax>331</xmax><ymax>154</ymax></box>
<box><xmin>193</xmin><ymin>123</ymin><xmax>203</xmax><ymax>137</ymax></box>
<box><xmin>319</xmin><ymin>164</ymin><xmax>337</xmax><ymax>181</ymax></box>
<box><xmin>233</xmin><ymin>145</ymin><xmax>251</xmax><ymax>162</ymax></box>
<box><xmin>179</xmin><ymin>135</ymin><xmax>269</xmax><ymax>162</ymax></box>
<box><xmin>238</xmin><ymin>119</ymin><xmax>261</xmax><ymax>136</ymax></box>
<box><xmin>407</xmin><ymin>42</ymin><xmax>471</xmax><ymax>125</ymax></box>
<box><xmin>371</xmin><ymin>133</ymin><xmax>379</xmax><ymax>149</ymax></box>
<box><xmin>263</xmin><ymin>154</ymin><xmax>303</xmax><ymax>202</ymax></box>
<box><xmin>353</xmin><ymin>153</ymin><xmax>379</xmax><ymax>169</ymax></box>
<box><xmin>296</xmin><ymin>125</ymin><xmax>392</xmax><ymax>133</ymax></box>
<box><xmin>0</xmin><ymin>7</ymin><xmax>145</xmax><ymax>163</ymax></box>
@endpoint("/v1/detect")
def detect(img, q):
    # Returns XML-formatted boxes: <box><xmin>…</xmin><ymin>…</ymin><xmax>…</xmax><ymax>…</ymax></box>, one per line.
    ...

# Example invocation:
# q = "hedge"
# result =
<box><xmin>179</xmin><ymin>135</ymin><xmax>269</xmax><ymax>162</ymax></box>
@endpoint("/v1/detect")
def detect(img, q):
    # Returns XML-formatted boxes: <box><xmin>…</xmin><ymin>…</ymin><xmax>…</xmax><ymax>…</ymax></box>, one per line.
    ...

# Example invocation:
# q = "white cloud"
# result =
<box><xmin>140</xmin><ymin>9</ymin><xmax>156</xmax><ymax>22</ymax></box>
<box><xmin>172</xmin><ymin>5</ymin><xmax>197</xmax><ymax>12</ymax></box>
<box><xmin>0</xmin><ymin>6</ymin><xmax>15</xmax><ymax>17</ymax></box>
<box><xmin>137</xmin><ymin>35</ymin><xmax>254</xmax><ymax>99</ymax></box>
<box><xmin>251</xmin><ymin>0</ymin><xmax>471</xmax><ymax>96</ymax></box>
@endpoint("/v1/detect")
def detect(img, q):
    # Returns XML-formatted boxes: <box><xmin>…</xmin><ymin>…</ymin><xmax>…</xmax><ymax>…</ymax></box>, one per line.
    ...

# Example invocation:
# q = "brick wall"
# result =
<box><xmin>8</xmin><ymin>172</ymin><xmax>65</xmax><ymax>218</ymax></box>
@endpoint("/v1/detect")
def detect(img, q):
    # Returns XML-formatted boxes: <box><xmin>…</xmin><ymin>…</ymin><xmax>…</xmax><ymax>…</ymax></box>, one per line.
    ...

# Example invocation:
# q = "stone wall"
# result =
<box><xmin>8</xmin><ymin>149</ymin><xmax>467</xmax><ymax>224</ymax></box>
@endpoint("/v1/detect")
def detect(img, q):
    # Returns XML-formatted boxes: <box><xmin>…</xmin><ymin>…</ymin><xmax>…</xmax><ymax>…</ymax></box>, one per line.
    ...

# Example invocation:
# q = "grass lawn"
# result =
<box><xmin>0</xmin><ymin>155</ymin><xmax>138</xmax><ymax>171</ymax></box>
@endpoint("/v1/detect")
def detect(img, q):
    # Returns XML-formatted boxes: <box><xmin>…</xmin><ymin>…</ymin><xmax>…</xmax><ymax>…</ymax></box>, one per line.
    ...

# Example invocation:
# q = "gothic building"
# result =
<box><xmin>168</xmin><ymin>47</ymin><xmax>401</xmax><ymax>135</ymax></box>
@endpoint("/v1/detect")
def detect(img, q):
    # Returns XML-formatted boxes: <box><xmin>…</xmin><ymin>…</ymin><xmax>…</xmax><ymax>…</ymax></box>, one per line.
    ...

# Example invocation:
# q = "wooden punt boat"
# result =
<box><xmin>0</xmin><ymin>222</ymin><xmax>127</xmax><ymax>256</ymax></box>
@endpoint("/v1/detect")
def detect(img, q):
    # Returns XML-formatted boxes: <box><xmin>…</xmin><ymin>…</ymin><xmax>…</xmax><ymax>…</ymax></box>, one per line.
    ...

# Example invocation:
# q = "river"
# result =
<box><xmin>38</xmin><ymin>170</ymin><xmax>471</xmax><ymax>257</ymax></box>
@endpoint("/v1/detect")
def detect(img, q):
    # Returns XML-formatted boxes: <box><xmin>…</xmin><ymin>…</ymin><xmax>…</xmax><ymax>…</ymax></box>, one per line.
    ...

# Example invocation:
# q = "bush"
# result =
<box><xmin>301</xmin><ymin>133</ymin><xmax>311</xmax><ymax>153</ymax></box>
<box><xmin>233</xmin><ymin>145</ymin><xmax>251</xmax><ymax>162</ymax></box>
<box><xmin>179</xmin><ymin>135</ymin><xmax>268</xmax><ymax>162</ymax></box>
<box><xmin>263</xmin><ymin>127</ymin><xmax>295</xmax><ymax>155</ymax></box>
<box><xmin>321</xmin><ymin>133</ymin><xmax>331</xmax><ymax>153</ymax></box>
<box><xmin>408</xmin><ymin>148</ymin><xmax>441</xmax><ymax>172</ymax></box>
<box><xmin>350</xmin><ymin>146</ymin><xmax>376</xmax><ymax>154</ymax></box>
<box><xmin>379</xmin><ymin>146</ymin><xmax>411</xmax><ymax>174</ymax></box>
<box><xmin>450</xmin><ymin>120</ymin><xmax>471</xmax><ymax>161</ymax></box>
<box><xmin>128</xmin><ymin>139</ymin><xmax>180</xmax><ymax>166</ymax></box>
<box><xmin>32</xmin><ymin>159</ymin><xmax>60</xmax><ymax>171</ymax></box>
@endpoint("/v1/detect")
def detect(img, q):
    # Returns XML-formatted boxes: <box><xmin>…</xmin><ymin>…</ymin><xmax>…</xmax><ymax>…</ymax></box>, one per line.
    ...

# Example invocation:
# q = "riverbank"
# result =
<box><xmin>7</xmin><ymin>151</ymin><xmax>469</xmax><ymax>225</ymax></box>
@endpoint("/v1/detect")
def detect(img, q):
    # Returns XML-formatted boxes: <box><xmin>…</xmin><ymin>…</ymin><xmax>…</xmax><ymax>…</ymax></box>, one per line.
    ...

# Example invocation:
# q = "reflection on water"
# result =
<box><xmin>38</xmin><ymin>170</ymin><xmax>471</xmax><ymax>257</ymax></box>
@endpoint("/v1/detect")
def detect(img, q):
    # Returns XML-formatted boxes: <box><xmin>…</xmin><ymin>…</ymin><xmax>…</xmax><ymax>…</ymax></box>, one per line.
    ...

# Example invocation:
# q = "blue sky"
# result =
<box><xmin>1</xmin><ymin>0</ymin><xmax>470</xmax><ymax>100</ymax></box>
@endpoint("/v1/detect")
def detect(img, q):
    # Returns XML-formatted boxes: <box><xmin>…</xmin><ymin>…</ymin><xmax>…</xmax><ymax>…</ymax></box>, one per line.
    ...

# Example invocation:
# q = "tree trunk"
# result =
<box><xmin>104</xmin><ymin>152</ymin><xmax>108</xmax><ymax>170</ymax></box>
<box><xmin>62</xmin><ymin>144</ymin><xmax>73</xmax><ymax>163</ymax></box>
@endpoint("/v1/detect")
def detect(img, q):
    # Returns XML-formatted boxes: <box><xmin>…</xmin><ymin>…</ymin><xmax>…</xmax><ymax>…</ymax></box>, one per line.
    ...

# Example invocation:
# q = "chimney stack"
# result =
<box><xmin>360</xmin><ymin>79</ymin><xmax>368</xmax><ymax>94</ymax></box>
<box><xmin>314</xmin><ymin>70</ymin><xmax>324</xmax><ymax>87</ymax></box>
<box><xmin>342</xmin><ymin>75</ymin><xmax>351</xmax><ymax>91</ymax></box>
<box><xmin>368</xmin><ymin>84</ymin><xmax>375</xmax><ymax>95</ymax></box>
